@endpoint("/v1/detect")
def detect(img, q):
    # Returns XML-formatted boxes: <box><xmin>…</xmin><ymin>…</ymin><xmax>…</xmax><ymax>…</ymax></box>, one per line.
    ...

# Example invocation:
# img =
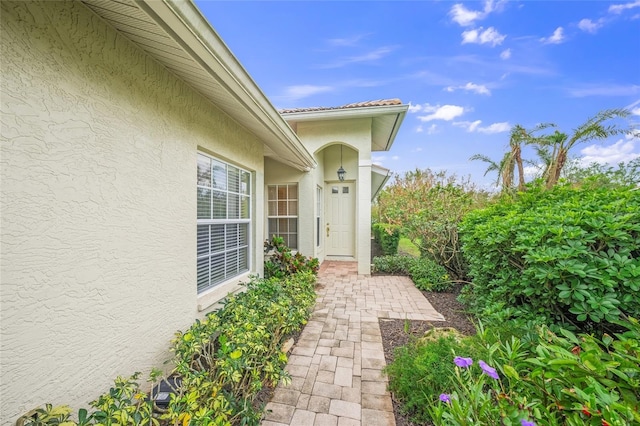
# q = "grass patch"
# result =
<box><xmin>398</xmin><ymin>237</ymin><xmax>420</xmax><ymax>257</ymax></box>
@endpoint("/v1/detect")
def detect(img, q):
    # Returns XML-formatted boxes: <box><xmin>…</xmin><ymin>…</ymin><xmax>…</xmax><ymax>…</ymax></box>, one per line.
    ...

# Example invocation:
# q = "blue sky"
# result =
<box><xmin>194</xmin><ymin>0</ymin><xmax>640</xmax><ymax>187</ymax></box>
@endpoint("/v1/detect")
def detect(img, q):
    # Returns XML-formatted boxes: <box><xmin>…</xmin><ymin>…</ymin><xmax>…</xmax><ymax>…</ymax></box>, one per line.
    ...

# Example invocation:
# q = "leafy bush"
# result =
<box><xmin>264</xmin><ymin>236</ymin><xmax>319</xmax><ymax>279</ymax></box>
<box><xmin>166</xmin><ymin>272</ymin><xmax>317</xmax><ymax>425</ymax></box>
<box><xmin>460</xmin><ymin>184</ymin><xmax>640</xmax><ymax>332</ymax></box>
<box><xmin>377</xmin><ymin>169</ymin><xmax>488</xmax><ymax>279</ymax></box>
<box><xmin>20</xmin><ymin>272</ymin><xmax>317</xmax><ymax>426</ymax></box>
<box><xmin>372</xmin><ymin>222</ymin><xmax>400</xmax><ymax>255</ymax></box>
<box><xmin>372</xmin><ymin>254</ymin><xmax>415</xmax><ymax>275</ymax></box>
<box><xmin>430</xmin><ymin>318</ymin><xmax>640</xmax><ymax>426</ymax></box>
<box><xmin>384</xmin><ymin>329</ymin><xmax>487</xmax><ymax>424</ymax></box>
<box><xmin>373</xmin><ymin>255</ymin><xmax>452</xmax><ymax>292</ymax></box>
<box><xmin>19</xmin><ymin>373</ymin><xmax>158</xmax><ymax>426</ymax></box>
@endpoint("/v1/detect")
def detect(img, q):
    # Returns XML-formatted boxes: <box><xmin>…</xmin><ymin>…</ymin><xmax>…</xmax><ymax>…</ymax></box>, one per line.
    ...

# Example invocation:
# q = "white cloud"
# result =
<box><xmin>462</xmin><ymin>27</ymin><xmax>506</xmax><ymax>47</ymax></box>
<box><xmin>632</xmin><ymin>107</ymin><xmax>640</xmax><ymax>115</ymax></box>
<box><xmin>416</xmin><ymin>125</ymin><xmax>423</xmax><ymax>133</ymax></box>
<box><xmin>580</xmin><ymin>138</ymin><xmax>640</xmax><ymax>164</ymax></box>
<box><xmin>446</xmin><ymin>82</ymin><xmax>491</xmax><ymax>95</ymax></box>
<box><xmin>327</xmin><ymin>34</ymin><xmax>368</xmax><ymax>47</ymax></box>
<box><xmin>449</xmin><ymin>0</ymin><xmax>506</xmax><ymax>26</ymax></box>
<box><xmin>609</xmin><ymin>0</ymin><xmax>640</xmax><ymax>14</ymax></box>
<box><xmin>449</xmin><ymin>4</ymin><xmax>483</xmax><ymax>26</ymax></box>
<box><xmin>478</xmin><ymin>122</ymin><xmax>511</xmax><ymax>134</ymax></box>
<box><xmin>282</xmin><ymin>85</ymin><xmax>333</xmax><ymax>101</ymax></box>
<box><xmin>578</xmin><ymin>18</ymin><xmax>604</xmax><ymax>33</ymax></box>
<box><xmin>408</xmin><ymin>103</ymin><xmax>423</xmax><ymax>113</ymax></box>
<box><xmin>318</xmin><ymin>46</ymin><xmax>395</xmax><ymax>68</ymax></box>
<box><xmin>453</xmin><ymin>120</ymin><xmax>511</xmax><ymax>133</ymax></box>
<box><xmin>426</xmin><ymin>124</ymin><xmax>438</xmax><ymax>134</ymax></box>
<box><xmin>392</xmin><ymin>156</ymin><xmax>400</xmax><ymax>161</ymax></box>
<box><xmin>540</xmin><ymin>27</ymin><xmax>565</xmax><ymax>44</ymax></box>
<box><xmin>417</xmin><ymin>104</ymin><xmax>466</xmax><ymax>122</ymax></box>
<box><xmin>568</xmin><ymin>84</ymin><xmax>640</xmax><ymax>97</ymax></box>
<box><xmin>500</xmin><ymin>48</ymin><xmax>511</xmax><ymax>59</ymax></box>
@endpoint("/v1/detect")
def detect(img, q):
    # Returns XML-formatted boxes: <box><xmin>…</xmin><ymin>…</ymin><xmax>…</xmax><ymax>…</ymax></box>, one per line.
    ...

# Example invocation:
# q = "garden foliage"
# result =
<box><xmin>264</xmin><ymin>236</ymin><xmax>319</xmax><ymax>279</ymax></box>
<box><xmin>373</xmin><ymin>254</ymin><xmax>452</xmax><ymax>292</ymax></box>
<box><xmin>387</xmin><ymin>319</ymin><xmax>640</xmax><ymax>425</ymax></box>
<box><xmin>20</xmin><ymin>269</ymin><xmax>317</xmax><ymax>425</ymax></box>
<box><xmin>376</xmin><ymin>169</ymin><xmax>487</xmax><ymax>279</ymax></box>
<box><xmin>460</xmin><ymin>184</ymin><xmax>640</xmax><ymax>331</ymax></box>
<box><xmin>372</xmin><ymin>222</ymin><xmax>400</xmax><ymax>255</ymax></box>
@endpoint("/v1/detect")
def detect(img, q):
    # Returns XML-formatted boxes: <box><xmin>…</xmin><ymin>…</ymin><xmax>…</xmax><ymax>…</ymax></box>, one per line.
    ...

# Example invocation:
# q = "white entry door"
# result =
<box><xmin>326</xmin><ymin>182</ymin><xmax>355</xmax><ymax>256</ymax></box>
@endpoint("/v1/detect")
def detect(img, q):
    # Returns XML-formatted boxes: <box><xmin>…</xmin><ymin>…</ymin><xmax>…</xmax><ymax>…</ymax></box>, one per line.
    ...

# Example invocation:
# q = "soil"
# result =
<box><xmin>379</xmin><ymin>285</ymin><xmax>476</xmax><ymax>426</ymax></box>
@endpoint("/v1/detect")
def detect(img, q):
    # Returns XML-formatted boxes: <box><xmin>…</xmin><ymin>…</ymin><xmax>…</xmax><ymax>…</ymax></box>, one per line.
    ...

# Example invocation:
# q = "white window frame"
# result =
<box><xmin>267</xmin><ymin>183</ymin><xmax>298</xmax><ymax>250</ymax></box>
<box><xmin>197</xmin><ymin>152</ymin><xmax>251</xmax><ymax>295</ymax></box>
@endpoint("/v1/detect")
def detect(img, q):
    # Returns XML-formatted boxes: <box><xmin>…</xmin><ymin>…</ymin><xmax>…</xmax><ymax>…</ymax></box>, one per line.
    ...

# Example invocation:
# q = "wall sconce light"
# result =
<box><xmin>337</xmin><ymin>144</ymin><xmax>346</xmax><ymax>181</ymax></box>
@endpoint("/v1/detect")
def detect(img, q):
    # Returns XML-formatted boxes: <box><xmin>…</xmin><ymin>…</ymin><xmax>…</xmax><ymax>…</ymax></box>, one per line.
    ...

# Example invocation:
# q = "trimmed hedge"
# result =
<box><xmin>372</xmin><ymin>223</ymin><xmax>400</xmax><ymax>255</ymax></box>
<box><xmin>460</xmin><ymin>184</ymin><xmax>640</xmax><ymax>331</ymax></box>
<box><xmin>373</xmin><ymin>254</ymin><xmax>452</xmax><ymax>292</ymax></box>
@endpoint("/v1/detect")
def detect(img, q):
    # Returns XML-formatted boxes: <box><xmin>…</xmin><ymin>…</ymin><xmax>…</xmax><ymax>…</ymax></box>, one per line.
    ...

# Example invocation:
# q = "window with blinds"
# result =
<box><xmin>267</xmin><ymin>184</ymin><xmax>298</xmax><ymax>250</ymax></box>
<box><xmin>197</xmin><ymin>153</ymin><xmax>251</xmax><ymax>294</ymax></box>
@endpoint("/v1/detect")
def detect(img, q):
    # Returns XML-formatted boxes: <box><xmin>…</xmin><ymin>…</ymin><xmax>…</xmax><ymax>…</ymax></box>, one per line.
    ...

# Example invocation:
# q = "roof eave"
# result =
<box><xmin>134</xmin><ymin>0</ymin><xmax>316</xmax><ymax>171</ymax></box>
<box><xmin>281</xmin><ymin>104</ymin><xmax>409</xmax><ymax>122</ymax></box>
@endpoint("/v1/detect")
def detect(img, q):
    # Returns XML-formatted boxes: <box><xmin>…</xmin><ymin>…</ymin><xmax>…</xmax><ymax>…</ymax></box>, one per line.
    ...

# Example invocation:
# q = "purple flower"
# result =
<box><xmin>439</xmin><ymin>393</ymin><xmax>451</xmax><ymax>403</ymax></box>
<box><xmin>479</xmin><ymin>360</ymin><xmax>499</xmax><ymax>379</ymax></box>
<box><xmin>454</xmin><ymin>356</ymin><xmax>473</xmax><ymax>368</ymax></box>
<box><xmin>521</xmin><ymin>420</ymin><xmax>535</xmax><ymax>426</ymax></box>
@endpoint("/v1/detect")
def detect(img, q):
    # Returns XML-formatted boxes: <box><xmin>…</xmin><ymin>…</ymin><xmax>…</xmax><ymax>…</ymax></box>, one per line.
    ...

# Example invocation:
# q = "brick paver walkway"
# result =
<box><xmin>262</xmin><ymin>261</ymin><xmax>444</xmax><ymax>426</ymax></box>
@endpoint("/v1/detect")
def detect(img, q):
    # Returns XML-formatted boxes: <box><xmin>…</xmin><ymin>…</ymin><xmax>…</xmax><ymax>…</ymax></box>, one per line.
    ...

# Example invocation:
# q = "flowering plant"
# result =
<box><xmin>430</xmin><ymin>355</ymin><xmax>538</xmax><ymax>426</ymax></box>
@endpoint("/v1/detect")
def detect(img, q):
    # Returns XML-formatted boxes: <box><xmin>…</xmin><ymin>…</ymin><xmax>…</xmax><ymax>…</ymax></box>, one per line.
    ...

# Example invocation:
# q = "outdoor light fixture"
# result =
<box><xmin>337</xmin><ymin>144</ymin><xmax>346</xmax><ymax>181</ymax></box>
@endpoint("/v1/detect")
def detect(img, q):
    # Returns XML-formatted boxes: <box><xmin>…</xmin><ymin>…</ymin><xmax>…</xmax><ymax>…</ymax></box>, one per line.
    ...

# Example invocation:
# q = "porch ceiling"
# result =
<box><xmin>80</xmin><ymin>0</ymin><xmax>315</xmax><ymax>172</ymax></box>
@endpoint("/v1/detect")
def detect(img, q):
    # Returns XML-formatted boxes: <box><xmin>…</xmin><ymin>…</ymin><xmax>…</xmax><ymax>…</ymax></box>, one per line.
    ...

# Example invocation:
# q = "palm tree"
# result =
<box><xmin>537</xmin><ymin>109</ymin><xmax>631</xmax><ymax>188</ymax></box>
<box><xmin>471</xmin><ymin>123</ymin><xmax>554</xmax><ymax>192</ymax></box>
<box><xmin>469</xmin><ymin>153</ymin><xmax>505</xmax><ymax>188</ymax></box>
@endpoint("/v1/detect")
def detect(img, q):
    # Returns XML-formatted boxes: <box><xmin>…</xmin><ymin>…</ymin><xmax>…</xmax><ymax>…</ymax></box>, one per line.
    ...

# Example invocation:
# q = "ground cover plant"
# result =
<box><xmin>20</xmin><ymin>246</ymin><xmax>318</xmax><ymax>426</ymax></box>
<box><xmin>373</xmin><ymin>254</ymin><xmax>452</xmax><ymax>292</ymax></box>
<box><xmin>459</xmin><ymin>183</ymin><xmax>640</xmax><ymax>333</ymax></box>
<box><xmin>386</xmin><ymin>318</ymin><xmax>640</xmax><ymax>425</ymax></box>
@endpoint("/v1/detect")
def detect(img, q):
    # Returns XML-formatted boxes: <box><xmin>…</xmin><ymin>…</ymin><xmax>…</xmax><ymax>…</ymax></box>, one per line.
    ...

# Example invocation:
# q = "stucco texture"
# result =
<box><xmin>0</xmin><ymin>1</ymin><xmax>263</xmax><ymax>423</ymax></box>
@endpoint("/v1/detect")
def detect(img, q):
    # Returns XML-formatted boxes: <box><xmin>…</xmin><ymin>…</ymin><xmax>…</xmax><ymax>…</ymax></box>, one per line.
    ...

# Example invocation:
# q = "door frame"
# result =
<box><xmin>324</xmin><ymin>180</ymin><xmax>356</xmax><ymax>257</ymax></box>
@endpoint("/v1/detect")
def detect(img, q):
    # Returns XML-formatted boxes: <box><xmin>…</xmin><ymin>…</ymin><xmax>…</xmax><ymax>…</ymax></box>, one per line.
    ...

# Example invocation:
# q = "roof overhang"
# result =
<box><xmin>281</xmin><ymin>104</ymin><xmax>409</xmax><ymax>152</ymax></box>
<box><xmin>371</xmin><ymin>164</ymin><xmax>392</xmax><ymax>201</ymax></box>
<box><xmin>81</xmin><ymin>0</ymin><xmax>315</xmax><ymax>171</ymax></box>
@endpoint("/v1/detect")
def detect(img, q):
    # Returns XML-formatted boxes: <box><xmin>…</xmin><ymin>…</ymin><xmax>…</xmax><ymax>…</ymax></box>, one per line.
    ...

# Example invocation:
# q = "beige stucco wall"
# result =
<box><xmin>0</xmin><ymin>1</ymin><xmax>264</xmax><ymax>423</ymax></box>
<box><xmin>285</xmin><ymin>119</ymin><xmax>373</xmax><ymax>274</ymax></box>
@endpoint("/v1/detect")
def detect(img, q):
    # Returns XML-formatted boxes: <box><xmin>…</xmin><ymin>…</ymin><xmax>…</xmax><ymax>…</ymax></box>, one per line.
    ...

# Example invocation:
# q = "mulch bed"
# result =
<box><xmin>379</xmin><ymin>285</ymin><xmax>476</xmax><ymax>426</ymax></box>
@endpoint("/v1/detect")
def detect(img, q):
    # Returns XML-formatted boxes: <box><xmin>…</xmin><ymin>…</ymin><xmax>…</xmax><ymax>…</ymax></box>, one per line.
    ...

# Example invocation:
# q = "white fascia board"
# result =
<box><xmin>136</xmin><ymin>0</ymin><xmax>316</xmax><ymax>171</ymax></box>
<box><xmin>371</xmin><ymin>164</ymin><xmax>392</xmax><ymax>200</ymax></box>
<box><xmin>281</xmin><ymin>104</ymin><xmax>409</xmax><ymax>122</ymax></box>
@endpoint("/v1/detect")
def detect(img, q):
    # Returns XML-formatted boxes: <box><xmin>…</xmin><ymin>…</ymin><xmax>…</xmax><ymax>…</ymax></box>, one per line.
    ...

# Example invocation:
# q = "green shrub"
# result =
<box><xmin>167</xmin><ymin>272</ymin><xmax>317</xmax><ymax>425</ymax></box>
<box><xmin>430</xmin><ymin>318</ymin><xmax>640</xmax><ymax>426</ymax></box>
<box><xmin>373</xmin><ymin>255</ymin><xmax>452</xmax><ymax>292</ymax></box>
<box><xmin>372</xmin><ymin>223</ymin><xmax>400</xmax><ymax>255</ymax></box>
<box><xmin>384</xmin><ymin>329</ymin><xmax>487</xmax><ymax>424</ymax></box>
<box><xmin>460</xmin><ymin>184</ymin><xmax>640</xmax><ymax>332</ymax></box>
<box><xmin>20</xmin><ymin>272</ymin><xmax>317</xmax><ymax>426</ymax></box>
<box><xmin>372</xmin><ymin>254</ymin><xmax>415</xmax><ymax>275</ymax></box>
<box><xmin>377</xmin><ymin>169</ymin><xmax>489</xmax><ymax>279</ymax></box>
<box><xmin>264</xmin><ymin>236</ymin><xmax>319</xmax><ymax>279</ymax></box>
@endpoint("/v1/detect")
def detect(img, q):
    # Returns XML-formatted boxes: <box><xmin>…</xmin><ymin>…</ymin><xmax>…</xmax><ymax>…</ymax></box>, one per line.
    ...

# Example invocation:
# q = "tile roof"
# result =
<box><xmin>279</xmin><ymin>98</ymin><xmax>402</xmax><ymax>114</ymax></box>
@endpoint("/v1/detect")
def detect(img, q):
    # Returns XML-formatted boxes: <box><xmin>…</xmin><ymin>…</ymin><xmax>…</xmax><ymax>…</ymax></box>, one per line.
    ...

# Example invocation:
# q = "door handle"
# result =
<box><xmin>326</xmin><ymin>225</ymin><xmax>330</xmax><ymax>237</ymax></box>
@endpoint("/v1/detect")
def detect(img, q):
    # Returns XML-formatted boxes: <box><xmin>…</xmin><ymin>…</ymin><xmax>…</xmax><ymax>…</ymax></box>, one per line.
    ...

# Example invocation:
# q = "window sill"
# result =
<box><xmin>197</xmin><ymin>271</ymin><xmax>252</xmax><ymax>312</ymax></box>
